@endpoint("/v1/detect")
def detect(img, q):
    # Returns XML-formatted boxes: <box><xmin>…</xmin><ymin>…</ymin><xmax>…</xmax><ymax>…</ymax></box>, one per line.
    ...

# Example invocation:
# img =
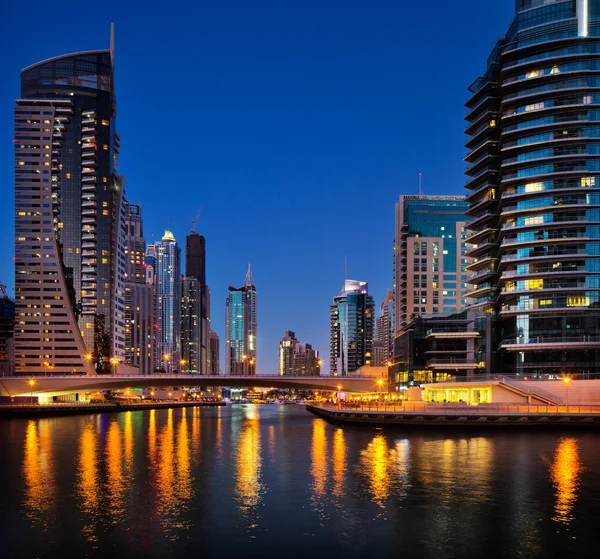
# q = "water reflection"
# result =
<box><xmin>332</xmin><ymin>428</ymin><xmax>346</xmax><ymax>499</ymax></box>
<box><xmin>175</xmin><ymin>409</ymin><xmax>192</xmax><ymax>507</ymax></box>
<box><xmin>551</xmin><ymin>437</ymin><xmax>582</xmax><ymax>525</ymax></box>
<box><xmin>310</xmin><ymin>420</ymin><xmax>328</xmax><ymax>512</ymax></box>
<box><xmin>105</xmin><ymin>420</ymin><xmax>126</xmax><ymax>522</ymax></box>
<box><xmin>22</xmin><ymin>420</ymin><xmax>55</xmax><ymax>528</ymax></box>
<box><xmin>78</xmin><ymin>424</ymin><xmax>100</xmax><ymax>542</ymax></box>
<box><xmin>359</xmin><ymin>434</ymin><xmax>392</xmax><ymax>506</ymax></box>
<box><xmin>235</xmin><ymin>411</ymin><xmax>263</xmax><ymax>512</ymax></box>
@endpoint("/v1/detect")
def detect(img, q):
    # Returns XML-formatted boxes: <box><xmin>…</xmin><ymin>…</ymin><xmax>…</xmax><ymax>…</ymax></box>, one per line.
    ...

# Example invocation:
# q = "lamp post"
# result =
<box><xmin>28</xmin><ymin>379</ymin><xmax>35</xmax><ymax>405</ymax></box>
<box><xmin>180</xmin><ymin>359</ymin><xmax>186</xmax><ymax>374</ymax></box>
<box><xmin>110</xmin><ymin>357</ymin><xmax>118</xmax><ymax>376</ymax></box>
<box><xmin>564</xmin><ymin>376</ymin><xmax>571</xmax><ymax>411</ymax></box>
<box><xmin>249</xmin><ymin>358</ymin><xmax>255</xmax><ymax>376</ymax></box>
<box><xmin>377</xmin><ymin>378</ymin><xmax>384</xmax><ymax>397</ymax></box>
<box><xmin>43</xmin><ymin>361</ymin><xmax>49</xmax><ymax>376</ymax></box>
<box><xmin>337</xmin><ymin>384</ymin><xmax>342</xmax><ymax>408</ymax></box>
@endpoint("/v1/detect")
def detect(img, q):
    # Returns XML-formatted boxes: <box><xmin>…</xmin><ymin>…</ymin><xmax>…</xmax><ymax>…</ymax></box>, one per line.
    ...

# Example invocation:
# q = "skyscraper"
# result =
<box><xmin>181</xmin><ymin>276</ymin><xmax>202</xmax><ymax>374</ymax></box>
<box><xmin>225</xmin><ymin>265</ymin><xmax>257</xmax><ymax>375</ymax></box>
<box><xmin>393</xmin><ymin>195</ymin><xmax>469</xmax><ymax>335</ymax></box>
<box><xmin>14</xmin><ymin>28</ymin><xmax>122</xmax><ymax>375</ymax></box>
<box><xmin>154</xmin><ymin>230</ymin><xmax>181</xmax><ymax>373</ymax></box>
<box><xmin>330</xmin><ymin>280</ymin><xmax>375</xmax><ymax>376</ymax></box>
<box><xmin>466</xmin><ymin>0</ymin><xmax>600</xmax><ymax>376</ymax></box>
<box><xmin>209</xmin><ymin>330</ymin><xmax>220</xmax><ymax>375</ymax></box>
<box><xmin>123</xmin><ymin>202</ymin><xmax>154</xmax><ymax>374</ymax></box>
<box><xmin>375</xmin><ymin>289</ymin><xmax>395</xmax><ymax>362</ymax></box>
<box><xmin>183</xmin><ymin>231</ymin><xmax>209</xmax><ymax>374</ymax></box>
<box><xmin>278</xmin><ymin>330</ymin><xmax>320</xmax><ymax>376</ymax></box>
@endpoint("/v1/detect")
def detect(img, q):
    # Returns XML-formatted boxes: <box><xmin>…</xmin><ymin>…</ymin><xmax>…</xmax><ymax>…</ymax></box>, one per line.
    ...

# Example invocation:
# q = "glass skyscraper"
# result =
<box><xmin>330</xmin><ymin>280</ymin><xmax>375</xmax><ymax>376</ymax></box>
<box><xmin>225</xmin><ymin>265</ymin><xmax>257</xmax><ymax>375</ymax></box>
<box><xmin>14</xmin><ymin>27</ymin><xmax>124</xmax><ymax>375</ymax></box>
<box><xmin>466</xmin><ymin>0</ymin><xmax>600</xmax><ymax>375</ymax></box>
<box><xmin>393</xmin><ymin>195</ymin><xmax>469</xmax><ymax>335</ymax></box>
<box><xmin>153</xmin><ymin>230</ymin><xmax>181</xmax><ymax>373</ymax></box>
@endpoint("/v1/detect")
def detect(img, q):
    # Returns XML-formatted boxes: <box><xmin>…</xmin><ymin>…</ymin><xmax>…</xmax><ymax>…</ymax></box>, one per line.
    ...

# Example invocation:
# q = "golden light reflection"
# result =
<box><xmin>235</xmin><ymin>417</ymin><xmax>263</xmax><ymax>511</ymax></box>
<box><xmin>310</xmin><ymin>420</ymin><xmax>328</xmax><ymax>512</ymax></box>
<box><xmin>105</xmin><ymin>421</ymin><xmax>125</xmax><ymax>522</ymax></box>
<box><xmin>551</xmin><ymin>437</ymin><xmax>582</xmax><ymax>525</ymax></box>
<box><xmin>332</xmin><ymin>428</ymin><xmax>346</xmax><ymax>498</ymax></box>
<box><xmin>192</xmin><ymin>405</ymin><xmax>201</xmax><ymax>457</ymax></box>
<box><xmin>360</xmin><ymin>434</ymin><xmax>390</xmax><ymax>505</ymax></box>
<box><xmin>22</xmin><ymin>420</ymin><xmax>55</xmax><ymax>526</ymax></box>
<box><xmin>78</xmin><ymin>424</ymin><xmax>100</xmax><ymax>542</ymax></box>
<box><xmin>124</xmin><ymin>411</ymin><xmax>133</xmax><ymax>474</ymax></box>
<box><xmin>148</xmin><ymin>409</ymin><xmax>157</xmax><ymax>462</ymax></box>
<box><xmin>175</xmin><ymin>410</ymin><xmax>192</xmax><ymax>508</ymax></box>
<box><xmin>156</xmin><ymin>408</ymin><xmax>176</xmax><ymax>527</ymax></box>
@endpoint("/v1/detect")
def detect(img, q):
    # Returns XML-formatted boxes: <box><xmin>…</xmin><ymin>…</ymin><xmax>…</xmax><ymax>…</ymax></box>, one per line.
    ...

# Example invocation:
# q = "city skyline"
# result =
<box><xmin>1</xmin><ymin>0</ymin><xmax>515</xmax><ymax>374</ymax></box>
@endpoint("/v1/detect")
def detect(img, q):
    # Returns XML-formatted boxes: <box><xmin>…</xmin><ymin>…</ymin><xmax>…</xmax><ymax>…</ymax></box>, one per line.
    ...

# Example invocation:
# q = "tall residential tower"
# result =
<box><xmin>330</xmin><ymin>280</ymin><xmax>375</xmax><ymax>376</ymax></box>
<box><xmin>14</xmin><ymin>29</ymin><xmax>122</xmax><ymax>375</ymax></box>
<box><xmin>466</xmin><ymin>0</ymin><xmax>600</xmax><ymax>375</ymax></box>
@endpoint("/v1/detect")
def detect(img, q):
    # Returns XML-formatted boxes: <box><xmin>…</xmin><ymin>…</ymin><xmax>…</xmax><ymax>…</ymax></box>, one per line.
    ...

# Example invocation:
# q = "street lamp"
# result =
<box><xmin>564</xmin><ymin>376</ymin><xmax>571</xmax><ymax>411</ymax></box>
<box><xmin>377</xmin><ymin>378</ymin><xmax>384</xmax><ymax>396</ymax></box>
<box><xmin>43</xmin><ymin>361</ymin><xmax>49</xmax><ymax>376</ymax></box>
<box><xmin>28</xmin><ymin>379</ymin><xmax>35</xmax><ymax>405</ymax></box>
<box><xmin>110</xmin><ymin>357</ymin><xmax>118</xmax><ymax>375</ymax></box>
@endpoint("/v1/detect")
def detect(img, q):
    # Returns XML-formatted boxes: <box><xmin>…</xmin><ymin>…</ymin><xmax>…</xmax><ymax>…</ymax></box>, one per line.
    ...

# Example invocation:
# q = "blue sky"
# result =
<box><xmin>1</xmin><ymin>0</ymin><xmax>514</xmax><ymax>374</ymax></box>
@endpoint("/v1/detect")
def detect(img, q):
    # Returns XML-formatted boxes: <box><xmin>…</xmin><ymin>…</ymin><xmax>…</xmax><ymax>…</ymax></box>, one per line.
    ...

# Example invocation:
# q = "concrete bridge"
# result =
<box><xmin>0</xmin><ymin>374</ymin><xmax>381</xmax><ymax>398</ymax></box>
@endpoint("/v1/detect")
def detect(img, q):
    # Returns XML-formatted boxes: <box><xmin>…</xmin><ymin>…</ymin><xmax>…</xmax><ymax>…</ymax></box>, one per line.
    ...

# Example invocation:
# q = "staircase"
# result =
<box><xmin>499</xmin><ymin>376</ymin><xmax>563</xmax><ymax>405</ymax></box>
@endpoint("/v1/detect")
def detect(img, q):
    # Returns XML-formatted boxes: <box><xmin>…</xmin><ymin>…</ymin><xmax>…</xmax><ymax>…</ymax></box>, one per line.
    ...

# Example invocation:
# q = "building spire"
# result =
<box><xmin>244</xmin><ymin>261</ymin><xmax>254</xmax><ymax>287</ymax></box>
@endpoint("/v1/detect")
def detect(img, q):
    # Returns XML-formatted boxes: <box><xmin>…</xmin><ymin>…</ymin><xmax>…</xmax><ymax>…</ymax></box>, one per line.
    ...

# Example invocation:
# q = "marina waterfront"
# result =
<box><xmin>0</xmin><ymin>405</ymin><xmax>599</xmax><ymax>558</ymax></box>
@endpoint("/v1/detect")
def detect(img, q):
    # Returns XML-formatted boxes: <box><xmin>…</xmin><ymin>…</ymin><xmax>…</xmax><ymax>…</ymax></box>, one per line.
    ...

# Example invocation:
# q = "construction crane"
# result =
<box><xmin>0</xmin><ymin>282</ymin><xmax>8</xmax><ymax>299</ymax></box>
<box><xmin>191</xmin><ymin>205</ymin><xmax>204</xmax><ymax>232</ymax></box>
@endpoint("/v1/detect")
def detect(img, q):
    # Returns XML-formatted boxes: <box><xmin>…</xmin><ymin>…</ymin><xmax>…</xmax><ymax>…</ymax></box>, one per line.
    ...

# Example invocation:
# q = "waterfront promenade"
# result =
<box><xmin>307</xmin><ymin>401</ymin><xmax>600</xmax><ymax>428</ymax></box>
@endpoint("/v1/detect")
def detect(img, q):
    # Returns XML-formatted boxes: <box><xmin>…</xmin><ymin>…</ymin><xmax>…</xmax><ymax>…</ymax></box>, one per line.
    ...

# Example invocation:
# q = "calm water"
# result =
<box><xmin>0</xmin><ymin>405</ymin><xmax>599</xmax><ymax>559</ymax></box>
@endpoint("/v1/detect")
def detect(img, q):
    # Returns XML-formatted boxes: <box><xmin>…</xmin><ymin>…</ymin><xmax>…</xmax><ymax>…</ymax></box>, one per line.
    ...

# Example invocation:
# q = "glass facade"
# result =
<box><xmin>330</xmin><ymin>280</ymin><xmax>375</xmax><ymax>376</ymax></box>
<box><xmin>466</xmin><ymin>0</ymin><xmax>600</xmax><ymax>376</ymax></box>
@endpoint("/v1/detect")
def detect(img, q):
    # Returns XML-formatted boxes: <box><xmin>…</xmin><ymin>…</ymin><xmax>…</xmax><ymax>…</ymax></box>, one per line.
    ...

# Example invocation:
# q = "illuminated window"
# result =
<box><xmin>583</xmin><ymin>95</ymin><xmax>593</xmax><ymax>104</ymax></box>
<box><xmin>101</xmin><ymin>120</ymin><xmax>109</xmax><ymax>126</ymax></box>
<box><xmin>567</xmin><ymin>296</ymin><xmax>590</xmax><ymax>307</ymax></box>
<box><xmin>526</xmin><ymin>69</ymin><xmax>540</xmax><ymax>78</ymax></box>
<box><xmin>550</xmin><ymin>65</ymin><xmax>560</xmax><ymax>74</ymax></box>
<box><xmin>525</xmin><ymin>279</ymin><xmax>543</xmax><ymax>290</ymax></box>
<box><xmin>525</xmin><ymin>182</ymin><xmax>543</xmax><ymax>192</ymax></box>
<box><xmin>581</xmin><ymin>177</ymin><xmax>596</xmax><ymax>187</ymax></box>
<box><xmin>539</xmin><ymin>299</ymin><xmax>552</xmax><ymax>306</ymax></box>
<box><xmin>490</xmin><ymin>119</ymin><xmax>497</xmax><ymax>127</ymax></box>
<box><xmin>524</xmin><ymin>215</ymin><xmax>544</xmax><ymax>225</ymax></box>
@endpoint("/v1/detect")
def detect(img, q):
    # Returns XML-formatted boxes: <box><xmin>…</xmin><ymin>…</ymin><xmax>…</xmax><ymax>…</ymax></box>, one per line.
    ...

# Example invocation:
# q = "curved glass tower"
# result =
<box><xmin>466</xmin><ymin>0</ymin><xmax>600</xmax><ymax>376</ymax></box>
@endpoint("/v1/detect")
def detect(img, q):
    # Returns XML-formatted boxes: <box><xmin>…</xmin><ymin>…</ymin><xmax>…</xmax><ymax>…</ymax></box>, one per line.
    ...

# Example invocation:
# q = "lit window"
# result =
<box><xmin>581</xmin><ymin>177</ymin><xmax>596</xmax><ymax>187</ymax></box>
<box><xmin>101</xmin><ymin>120</ymin><xmax>109</xmax><ymax>126</ymax></box>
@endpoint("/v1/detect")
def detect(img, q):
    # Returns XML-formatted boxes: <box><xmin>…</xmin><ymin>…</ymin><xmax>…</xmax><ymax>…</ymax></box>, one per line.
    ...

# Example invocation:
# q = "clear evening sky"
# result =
<box><xmin>1</xmin><ymin>0</ymin><xmax>514</xmax><ymax>374</ymax></box>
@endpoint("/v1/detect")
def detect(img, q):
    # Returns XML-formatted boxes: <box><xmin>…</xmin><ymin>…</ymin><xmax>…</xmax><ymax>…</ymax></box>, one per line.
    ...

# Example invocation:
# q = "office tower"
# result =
<box><xmin>225</xmin><ymin>265</ymin><xmax>257</xmax><ymax>375</ymax></box>
<box><xmin>181</xmin><ymin>276</ymin><xmax>202</xmax><ymax>374</ymax></box>
<box><xmin>278</xmin><ymin>330</ymin><xmax>321</xmax><ymax>376</ymax></box>
<box><xmin>393</xmin><ymin>195</ymin><xmax>469</xmax><ymax>335</ymax></box>
<box><xmin>123</xmin><ymin>202</ymin><xmax>154</xmax><ymax>374</ymax></box>
<box><xmin>209</xmin><ymin>330</ymin><xmax>220</xmax><ymax>375</ymax></box>
<box><xmin>330</xmin><ymin>280</ymin><xmax>375</xmax><ymax>376</ymax></box>
<box><xmin>154</xmin><ymin>230</ymin><xmax>181</xmax><ymax>373</ymax></box>
<box><xmin>375</xmin><ymin>289</ymin><xmax>395</xmax><ymax>362</ymax></box>
<box><xmin>466</xmin><ymin>0</ymin><xmax>600</xmax><ymax>376</ymax></box>
<box><xmin>14</xmin><ymin>29</ymin><xmax>123</xmax><ymax>375</ymax></box>
<box><xmin>184</xmin><ymin>231</ymin><xmax>209</xmax><ymax>374</ymax></box>
<box><xmin>371</xmin><ymin>340</ymin><xmax>387</xmax><ymax>367</ymax></box>
<box><xmin>0</xmin><ymin>284</ymin><xmax>15</xmax><ymax>376</ymax></box>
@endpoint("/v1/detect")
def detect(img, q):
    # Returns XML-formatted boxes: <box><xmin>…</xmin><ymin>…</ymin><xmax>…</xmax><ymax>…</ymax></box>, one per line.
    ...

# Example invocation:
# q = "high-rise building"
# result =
<box><xmin>209</xmin><ymin>330</ymin><xmax>220</xmax><ymax>375</ymax></box>
<box><xmin>375</xmin><ymin>289</ymin><xmax>395</xmax><ymax>362</ymax></box>
<box><xmin>278</xmin><ymin>330</ymin><xmax>321</xmax><ymax>376</ymax></box>
<box><xmin>123</xmin><ymin>202</ymin><xmax>154</xmax><ymax>374</ymax></box>
<box><xmin>0</xmin><ymin>284</ymin><xmax>15</xmax><ymax>376</ymax></box>
<box><xmin>225</xmin><ymin>265</ymin><xmax>257</xmax><ymax>375</ymax></box>
<box><xmin>154</xmin><ymin>230</ymin><xmax>181</xmax><ymax>373</ymax></box>
<box><xmin>181</xmin><ymin>276</ymin><xmax>202</xmax><ymax>374</ymax></box>
<box><xmin>393</xmin><ymin>195</ymin><xmax>469</xmax><ymax>335</ymax></box>
<box><xmin>330</xmin><ymin>280</ymin><xmax>375</xmax><ymax>376</ymax></box>
<box><xmin>183</xmin><ymin>231</ymin><xmax>209</xmax><ymax>374</ymax></box>
<box><xmin>14</xmin><ymin>29</ymin><xmax>123</xmax><ymax>375</ymax></box>
<box><xmin>466</xmin><ymin>0</ymin><xmax>600</xmax><ymax>376</ymax></box>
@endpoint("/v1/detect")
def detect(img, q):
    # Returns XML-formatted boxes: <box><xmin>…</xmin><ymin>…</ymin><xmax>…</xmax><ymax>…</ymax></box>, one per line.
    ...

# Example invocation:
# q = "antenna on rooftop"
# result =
<box><xmin>191</xmin><ymin>205</ymin><xmax>204</xmax><ymax>232</ymax></box>
<box><xmin>419</xmin><ymin>172</ymin><xmax>423</xmax><ymax>197</ymax></box>
<box><xmin>344</xmin><ymin>255</ymin><xmax>348</xmax><ymax>280</ymax></box>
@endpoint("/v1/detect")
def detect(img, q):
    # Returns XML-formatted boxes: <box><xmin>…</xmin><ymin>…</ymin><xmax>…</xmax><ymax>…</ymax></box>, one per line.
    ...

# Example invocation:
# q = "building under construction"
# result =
<box><xmin>0</xmin><ymin>283</ymin><xmax>15</xmax><ymax>376</ymax></box>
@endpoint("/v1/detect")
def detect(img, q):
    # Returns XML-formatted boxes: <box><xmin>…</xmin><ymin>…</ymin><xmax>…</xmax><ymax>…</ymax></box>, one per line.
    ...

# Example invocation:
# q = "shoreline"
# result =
<box><xmin>306</xmin><ymin>403</ymin><xmax>600</xmax><ymax>429</ymax></box>
<box><xmin>0</xmin><ymin>400</ymin><xmax>225</xmax><ymax>418</ymax></box>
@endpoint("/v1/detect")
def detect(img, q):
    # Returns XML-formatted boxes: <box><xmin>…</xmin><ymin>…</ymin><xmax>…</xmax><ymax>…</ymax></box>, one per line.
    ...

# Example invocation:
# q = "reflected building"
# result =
<box><xmin>14</xmin><ymin>28</ymin><xmax>124</xmax><ymax>375</ymax></box>
<box><xmin>330</xmin><ymin>280</ymin><xmax>374</xmax><ymax>376</ymax></box>
<box><xmin>466</xmin><ymin>0</ymin><xmax>600</xmax><ymax>375</ymax></box>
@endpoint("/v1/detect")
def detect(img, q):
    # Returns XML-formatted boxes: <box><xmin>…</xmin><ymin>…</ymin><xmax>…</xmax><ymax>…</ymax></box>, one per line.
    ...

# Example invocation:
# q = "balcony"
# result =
<box><xmin>499</xmin><ymin>335</ymin><xmax>600</xmax><ymax>350</ymax></box>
